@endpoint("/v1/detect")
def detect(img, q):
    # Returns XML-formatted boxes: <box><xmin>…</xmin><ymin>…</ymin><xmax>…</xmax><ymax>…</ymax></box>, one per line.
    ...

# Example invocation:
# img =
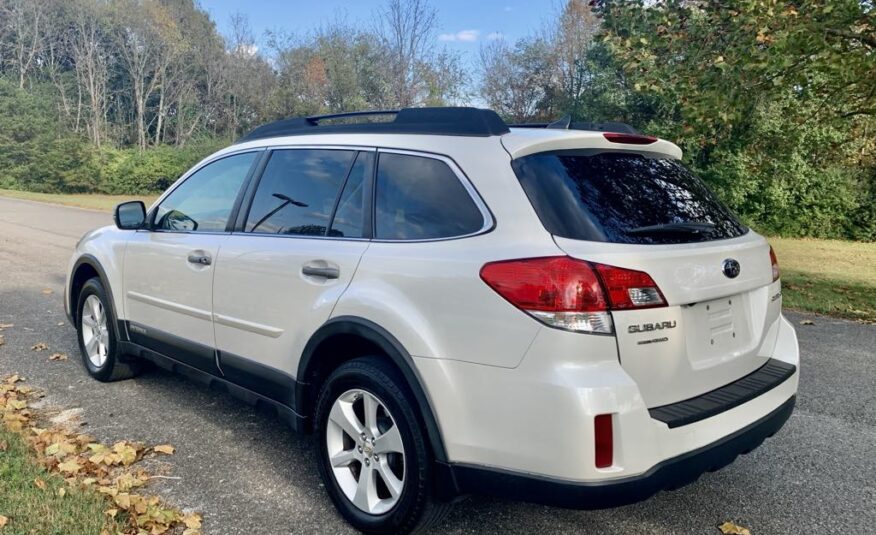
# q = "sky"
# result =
<box><xmin>199</xmin><ymin>0</ymin><xmax>559</xmax><ymax>61</ymax></box>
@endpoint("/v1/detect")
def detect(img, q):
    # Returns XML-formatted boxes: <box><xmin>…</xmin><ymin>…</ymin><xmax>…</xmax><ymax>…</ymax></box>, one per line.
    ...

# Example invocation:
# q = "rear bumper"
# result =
<box><xmin>439</xmin><ymin>395</ymin><xmax>795</xmax><ymax>508</ymax></box>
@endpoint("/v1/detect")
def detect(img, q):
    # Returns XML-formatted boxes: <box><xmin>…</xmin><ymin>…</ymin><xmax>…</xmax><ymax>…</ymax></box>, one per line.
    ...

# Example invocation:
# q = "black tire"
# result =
<box><xmin>314</xmin><ymin>356</ymin><xmax>451</xmax><ymax>534</ymax></box>
<box><xmin>75</xmin><ymin>277</ymin><xmax>141</xmax><ymax>382</ymax></box>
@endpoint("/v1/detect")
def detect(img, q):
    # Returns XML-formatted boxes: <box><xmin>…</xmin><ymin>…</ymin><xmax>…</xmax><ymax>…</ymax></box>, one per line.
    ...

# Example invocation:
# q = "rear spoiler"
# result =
<box><xmin>508</xmin><ymin>115</ymin><xmax>640</xmax><ymax>135</ymax></box>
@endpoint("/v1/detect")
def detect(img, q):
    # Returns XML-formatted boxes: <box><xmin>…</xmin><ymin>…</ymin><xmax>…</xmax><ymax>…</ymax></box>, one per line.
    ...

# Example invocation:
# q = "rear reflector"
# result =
<box><xmin>594</xmin><ymin>414</ymin><xmax>613</xmax><ymax>468</ymax></box>
<box><xmin>769</xmin><ymin>246</ymin><xmax>780</xmax><ymax>282</ymax></box>
<box><xmin>480</xmin><ymin>257</ymin><xmax>666</xmax><ymax>334</ymax></box>
<box><xmin>603</xmin><ymin>132</ymin><xmax>658</xmax><ymax>145</ymax></box>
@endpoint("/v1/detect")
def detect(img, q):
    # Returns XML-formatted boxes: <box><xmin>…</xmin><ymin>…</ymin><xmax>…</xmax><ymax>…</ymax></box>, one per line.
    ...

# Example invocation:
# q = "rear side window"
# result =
<box><xmin>246</xmin><ymin>149</ymin><xmax>356</xmax><ymax>236</ymax></box>
<box><xmin>375</xmin><ymin>153</ymin><xmax>484</xmax><ymax>240</ymax></box>
<box><xmin>512</xmin><ymin>151</ymin><xmax>747</xmax><ymax>244</ymax></box>
<box><xmin>328</xmin><ymin>152</ymin><xmax>372</xmax><ymax>238</ymax></box>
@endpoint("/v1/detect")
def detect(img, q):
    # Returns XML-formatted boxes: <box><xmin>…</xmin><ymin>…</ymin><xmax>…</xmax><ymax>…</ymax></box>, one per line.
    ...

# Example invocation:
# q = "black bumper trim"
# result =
<box><xmin>649</xmin><ymin>358</ymin><xmax>797</xmax><ymax>428</ymax></box>
<box><xmin>440</xmin><ymin>395</ymin><xmax>795</xmax><ymax>509</ymax></box>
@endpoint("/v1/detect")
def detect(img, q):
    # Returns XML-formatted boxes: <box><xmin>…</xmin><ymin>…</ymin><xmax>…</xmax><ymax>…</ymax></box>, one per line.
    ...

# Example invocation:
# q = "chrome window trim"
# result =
<box><xmin>370</xmin><ymin>148</ymin><xmax>495</xmax><ymax>243</ymax></box>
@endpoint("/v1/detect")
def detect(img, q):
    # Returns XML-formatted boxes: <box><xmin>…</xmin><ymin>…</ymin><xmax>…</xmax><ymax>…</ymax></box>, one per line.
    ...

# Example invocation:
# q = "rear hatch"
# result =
<box><xmin>510</xmin><ymin>144</ymin><xmax>781</xmax><ymax>407</ymax></box>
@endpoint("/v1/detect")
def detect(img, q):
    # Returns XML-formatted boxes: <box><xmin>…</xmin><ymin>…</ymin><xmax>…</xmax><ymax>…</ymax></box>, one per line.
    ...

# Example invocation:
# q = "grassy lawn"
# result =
<box><xmin>771</xmin><ymin>237</ymin><xmax>876</xmax><ymax>323</ymax></box>
<box><xmin>0</xmin><ymin>429</ymin><xmax>122</xmax><ymax>535</ymax></box>
<box><xmin>0</xmin><ymin>189</ymin><xmax>158</xmax><ymax>212</ymax></box>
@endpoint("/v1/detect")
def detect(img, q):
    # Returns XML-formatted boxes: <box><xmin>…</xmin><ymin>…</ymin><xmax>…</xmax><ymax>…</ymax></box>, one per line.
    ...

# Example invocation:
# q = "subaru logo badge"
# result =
<box><xmin>722</xmin><ymin>258</ymin><xmax>741</xmax><ymax>279</ymax></box>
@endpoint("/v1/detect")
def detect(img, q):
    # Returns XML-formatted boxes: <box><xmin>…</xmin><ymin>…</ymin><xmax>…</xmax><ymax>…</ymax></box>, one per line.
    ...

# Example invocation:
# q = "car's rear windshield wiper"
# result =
<box><xmin>626</xmin><ymin>221</ymin><xmax>716</xmax><ymax>235</ymax></box>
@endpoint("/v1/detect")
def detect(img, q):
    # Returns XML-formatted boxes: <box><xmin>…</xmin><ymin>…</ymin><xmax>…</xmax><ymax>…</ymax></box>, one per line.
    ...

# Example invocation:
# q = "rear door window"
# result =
<box><xmin>512</xmin><ymin>151</ymin><xmax>747</xmax><ymax>244</ymax></box>
<box><xmin>245</xmin><ymin>149</ymin><xmax>356</xmax><ymax>236</ymax></box>
<box><xmin>375</xmin><ymin>152</ymin><xmax>484</xmax><ymax>240</ymax></box>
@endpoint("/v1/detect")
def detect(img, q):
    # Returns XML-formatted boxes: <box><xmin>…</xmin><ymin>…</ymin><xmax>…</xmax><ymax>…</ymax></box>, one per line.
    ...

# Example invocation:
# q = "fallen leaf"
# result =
<box><xmin>42</xmin><ymin>288</ymin><xmax>53</xmax><ymax>295</ymax></box>
<box><xmin>57</xmin><ymin>322</ymin><xmax>64</xmax><ymax>326</ymax></box>
<box><xmin>31</xmin><ymin>343</ymin><xmax>48</xmax><ymax>351</ymax></box>
<box><xmin>34</xmin><ymin>478</ymin><xmax>47</xmax><ymax>491</ymax></box>
<box><xmin>153</xmin><ymin>444</ymin><xmax>175</xmax><ymax>455</ymax></box>
<box><xmin>4</xmin><ymin>375</ymin><xmax>21</xmax><ymax>384</ymax></box>
<box><xmin>0</xmin><ymin>335</ymin><xmax>4</xmax><ymax>347</ymax></box>
<box><xmin>800</xmin><ymin>319</ymin><xmax>815</xmax><ymax>325</ymax></box>
<box><xmin>0</xmin><ymin>515</ymin><xmax>8</xmax><ymax>527</ymax></box>
<box><xmin>0</xmin><ymin>440</ymin><xmax>7</xmax><ymax>452</ymax></box>
<box><xmin>57</xmin><ymin>459</ymin><xmax>82</xmax><ymax>474</ymax></box>
<box><xmin>718</xmin><ymin>521</ymin><xmax>752</xmax><ymax>535</ymax></box>
<box><xmin>49</xmin><ymin>353</ymin><xmax>68</xmax><ymax>361</ymax></box>
<box><xmin>57</xmin><ymin>487</ymin><xmax>66</xmax><ymax>498</ymax></box>
<box><xmin>0</xmin><ymin>323</ymin><xmax>14</xmax><ymax>330</ymax></box>
<box><xmin>182</xmin><ymin>513</ymin><xmax>202</xmax><ymax>529</ymax></box>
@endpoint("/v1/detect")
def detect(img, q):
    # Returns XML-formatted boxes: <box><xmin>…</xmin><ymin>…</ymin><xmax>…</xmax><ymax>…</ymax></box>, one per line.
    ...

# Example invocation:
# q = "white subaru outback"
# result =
<box><xmin>65</xmin><ymin>108</ymin><xmax>799</xmax><ymax>534</ymax></box>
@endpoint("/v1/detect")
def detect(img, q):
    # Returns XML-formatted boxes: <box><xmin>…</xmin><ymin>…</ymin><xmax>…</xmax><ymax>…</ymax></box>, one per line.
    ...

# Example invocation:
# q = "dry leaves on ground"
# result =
<box><xmin>31</xmin><ymin>343</ymin><xmax>48</xmax><ymax>351</ymax></box>
<box><xmin>48</xmin><ymin>353</ymin><xmax>68</xmax><ymax>362</ymax></box>
<box><xmin>800</xmin><ymin>319</ymin><xmax>815</xmax><ymax>325</ymax></box>
<box><xmin>0</xmin><ymin>323</ymin><xmax>12</xmax><ymax>330</ymax></box>
<box><xmin>0</xmin><ymin>515</ymin><xmax>8</xmax><ymax>527</ymax></box>
<box><xmin>152</xmin><ymin>445</ymin><xmax>175</xmax><ymax>455</ymax></box>
<box><xmin>1</xmin><ymin>374</ymin><xmax>202</xmax><ymax>535</ymax></box>
<box><xmin>42</xmin><ymin>289</ymin><xmax>53</xmax><ymax>295</ymax></box>
<box><xmin>0</xmin><ymin>335</ymin><xmax>4</xmax><ymax>347</ymax></box>
<box><xmin>718</xmin><ymin>521</ymin><xmax>752</xmax><ymax>535</ymax></box>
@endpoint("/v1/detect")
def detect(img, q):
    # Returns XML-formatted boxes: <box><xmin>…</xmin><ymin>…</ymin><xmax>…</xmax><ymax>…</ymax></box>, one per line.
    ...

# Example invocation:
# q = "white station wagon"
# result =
<box><xmin>66</xmin><ymin>108</ymin><xmax>799</xmax><ymax>534</ymax></box>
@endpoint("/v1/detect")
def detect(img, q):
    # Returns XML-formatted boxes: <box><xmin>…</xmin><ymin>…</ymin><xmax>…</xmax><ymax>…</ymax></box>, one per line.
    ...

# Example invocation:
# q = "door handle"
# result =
<box><xmin>187</xmin><ymin>253</ymin><xmax>212</xmax><ymax>266</ymax></box>
<box><xmin>302</xmin><ymin>264</ymin><xmax>340</xmax><ymax>279</ymax></box>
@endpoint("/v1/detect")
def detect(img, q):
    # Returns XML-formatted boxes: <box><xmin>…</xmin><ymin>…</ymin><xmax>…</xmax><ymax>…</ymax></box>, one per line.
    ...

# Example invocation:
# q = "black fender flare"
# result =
<box><xmin>69</xmin><ymin>254</ymin><xmax>127</xmax><ymax>342</ymax></box>
<box><xmin>296</xmin><ymin>316</ymin><xmax>448</xmax><ymax>463</ymax></box>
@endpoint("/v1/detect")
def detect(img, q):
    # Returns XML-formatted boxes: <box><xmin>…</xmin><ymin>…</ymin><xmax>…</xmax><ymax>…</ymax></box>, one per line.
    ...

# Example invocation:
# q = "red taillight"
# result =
<box><xmin>603</xmin><ymin>132</ymin><xmax>658</xmax><ymax>145</ymax></box>
<box><xmin>480</xmin><ymin>257</ymin><xmax>665</xmax><ymax>333</ymax></box>
<box><xmin>479</xmin><ymin>257</ymin><xmax>607</xmax><ymax>312</ymax></box>
<box><xmin>594</xmin><ymin>414</ymin><xmax>613</xmax><ymax>468</ymax></box>
<box><xmin>594</xmin><ymin>263</ymin><xmax>666</xmax><ymax>309</ymax></box>
<box><xmin>769</xmin><ymin>246</ymin><xmax>780</xmax><ymax>282</ymax></box>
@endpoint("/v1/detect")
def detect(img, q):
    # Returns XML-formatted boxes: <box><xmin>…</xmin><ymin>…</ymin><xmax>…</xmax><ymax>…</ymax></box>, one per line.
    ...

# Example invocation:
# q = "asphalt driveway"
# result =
<box><xmin>0</xmin><ymin>196</ymin><xmax>873</xmax><ymax>534</ymax></box>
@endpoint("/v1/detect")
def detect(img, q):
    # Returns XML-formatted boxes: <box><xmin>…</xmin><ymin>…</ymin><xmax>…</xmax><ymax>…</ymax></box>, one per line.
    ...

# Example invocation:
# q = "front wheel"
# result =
<box><xmin>76</xmin><ymin>277</ymin><xmax>141</xmax><ymax>382</ymax></box>
<box><xmin>314</xmin><ymin>357</ymin><xmax>451</xmax><ymax>534</ymax></box>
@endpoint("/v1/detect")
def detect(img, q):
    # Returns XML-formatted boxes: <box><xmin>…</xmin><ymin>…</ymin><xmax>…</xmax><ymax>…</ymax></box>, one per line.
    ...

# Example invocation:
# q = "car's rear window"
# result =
<box><xmin>512</xmin><ymin>151</ymin><xmax>748</xmax><ymax>244</ymax></box>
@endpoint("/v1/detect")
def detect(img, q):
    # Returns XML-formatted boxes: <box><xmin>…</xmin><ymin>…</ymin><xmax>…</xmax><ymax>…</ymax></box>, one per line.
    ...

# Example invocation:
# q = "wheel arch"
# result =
<box><xmin>69</xmin><ymin>255</ymin><xmax>125</xmax><ymax>341</ymax></box>
<box><xmin>297</xmin><ymin>316</ymin><xmax>448</xmax><ymax>463</ymax></box>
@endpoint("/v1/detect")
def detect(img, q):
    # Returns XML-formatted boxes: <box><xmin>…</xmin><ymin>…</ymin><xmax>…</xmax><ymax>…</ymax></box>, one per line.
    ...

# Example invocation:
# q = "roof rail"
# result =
<box><xmin>236</xmin><ymin>107</ymin><xmax>510</xmax><ymax>143</ymax></box>
<box><xmin>508</xmin><ymin>116</ymin><xmax>641</xmax><ymax>135</ymax></box>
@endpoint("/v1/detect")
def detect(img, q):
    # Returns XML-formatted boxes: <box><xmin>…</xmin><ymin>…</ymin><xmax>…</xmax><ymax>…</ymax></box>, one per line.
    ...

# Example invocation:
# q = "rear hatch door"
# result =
<box><xmin>512</xmin><ymin>148</ymin><xmax>781</xmax><ymax>407</ymax></box>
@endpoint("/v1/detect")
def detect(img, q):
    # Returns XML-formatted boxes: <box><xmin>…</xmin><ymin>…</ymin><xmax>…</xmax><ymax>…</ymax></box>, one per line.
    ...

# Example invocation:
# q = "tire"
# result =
<box><xmin>314</xmin><ymin>356</ymin><xmax>451</xmax><ymax>534</ymax></box>
<box><xmin>76</xmin><ymin>277</ymin><xmax>141</xmax><ymax>382</ymax></box>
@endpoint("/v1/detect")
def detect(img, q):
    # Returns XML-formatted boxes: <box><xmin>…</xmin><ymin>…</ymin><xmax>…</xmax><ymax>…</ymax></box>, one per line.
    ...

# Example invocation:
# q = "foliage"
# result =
<box><xmin>0</xmin><ymin>373</ymin><xmax>202</xmax><ymax>534</ymax></box>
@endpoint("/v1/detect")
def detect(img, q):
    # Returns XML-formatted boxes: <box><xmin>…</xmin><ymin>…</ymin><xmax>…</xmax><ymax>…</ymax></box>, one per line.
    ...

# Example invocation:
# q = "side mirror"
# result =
<box><xmin>114</xmin><ymin>201</ymin><xmax>147</xmax><ymax>230</ymax></box>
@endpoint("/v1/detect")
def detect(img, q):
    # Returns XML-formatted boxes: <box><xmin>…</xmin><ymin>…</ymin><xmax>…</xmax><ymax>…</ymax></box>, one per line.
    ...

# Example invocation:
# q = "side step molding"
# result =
<box><xmin>118</xmin><ymin>341</ymin><xmax>307</xmax><ymax>432</ymax></box>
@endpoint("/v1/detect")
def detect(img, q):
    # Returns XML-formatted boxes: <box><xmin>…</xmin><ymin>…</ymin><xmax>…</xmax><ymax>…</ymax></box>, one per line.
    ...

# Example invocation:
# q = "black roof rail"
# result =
<box><xmin>236</xmin><ymin>107</ymin><xmax>510</xmax><ymax>143</ymax></box>
<box><xmin>508</xmin><ymin>116</ymin><xmax>641</xmax><ymax>135</ymax></box>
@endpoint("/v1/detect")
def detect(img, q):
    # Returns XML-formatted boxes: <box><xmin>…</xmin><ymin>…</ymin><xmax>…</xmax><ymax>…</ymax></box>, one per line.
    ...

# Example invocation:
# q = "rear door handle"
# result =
<box><xmin>187</xmin><ymin>253</ymin><xmax>212</xmax><ymax>266</ymax></box>
<box><xmin>302</xmin><ymin>264</ymin><xmax>339</xmax><ymax>279</ymax></box>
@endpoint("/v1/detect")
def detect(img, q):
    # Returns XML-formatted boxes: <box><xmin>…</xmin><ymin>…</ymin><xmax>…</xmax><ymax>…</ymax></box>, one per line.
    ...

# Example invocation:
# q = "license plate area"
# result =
<box><xmin>683</xmin><ymin>294</ymin><xmax>754</xmax><ymax>368</ymax></box>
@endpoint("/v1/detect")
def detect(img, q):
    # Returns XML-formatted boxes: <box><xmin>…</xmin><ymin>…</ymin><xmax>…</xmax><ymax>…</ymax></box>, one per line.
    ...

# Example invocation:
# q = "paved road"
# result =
<box><xmin>0</xmin><ymin>195</ymin><xmax>873</xmax><ymax>534</ymax></box>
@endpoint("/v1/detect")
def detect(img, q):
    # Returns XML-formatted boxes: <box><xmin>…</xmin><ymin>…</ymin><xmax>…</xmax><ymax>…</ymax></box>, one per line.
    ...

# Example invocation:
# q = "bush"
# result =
<box><xmin>99</xmin><ymin>142</ymin><xmax>223</xmax><ymax>195</ymax></box>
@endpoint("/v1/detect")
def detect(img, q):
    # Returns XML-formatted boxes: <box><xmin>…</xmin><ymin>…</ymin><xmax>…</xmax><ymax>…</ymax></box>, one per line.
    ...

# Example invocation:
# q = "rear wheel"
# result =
<box><xmin>76</xmin><ymin>278</ymin><xmax>141</xmax><ymax>382</ymax></box>
<box><xmin>314</xmin><ymin>357</ymin><xmax>450</xmax><ymax>534</ymax></box>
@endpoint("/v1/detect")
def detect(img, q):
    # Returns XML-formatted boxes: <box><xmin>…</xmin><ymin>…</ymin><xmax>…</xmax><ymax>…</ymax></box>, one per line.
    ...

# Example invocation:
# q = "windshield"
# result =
<box><xmin>512</xmin><ymin>151</ymin><xmax>748</xmax><ymax>244</ymax></box>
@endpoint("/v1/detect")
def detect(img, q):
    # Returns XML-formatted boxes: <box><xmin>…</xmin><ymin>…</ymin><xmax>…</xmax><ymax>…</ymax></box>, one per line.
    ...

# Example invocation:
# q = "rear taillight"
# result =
<box><xmin>769</xmin><ymin>246</ymin><xmax>780</xmax><ymax>282</ymax></box>
<box><xmin>603</xmin><ymin>132</ymin><xmax>658</xmax><ymax>145</ymax></box>
<box><xmin>479</xmin><ymin>257</ymin><xmax>666</xmax><ymax>334</ymax></box>
<box><xmin>594</xmin><ymin>414</ymin><xmax>613</xmax><ymax>468</ymax></box>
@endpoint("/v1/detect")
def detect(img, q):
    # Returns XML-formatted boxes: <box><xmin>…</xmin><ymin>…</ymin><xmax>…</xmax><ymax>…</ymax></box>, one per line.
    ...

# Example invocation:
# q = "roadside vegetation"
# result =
<box><xmin>771</xmin><ymin>237</ymin><xmax>876</xmax><ymax>323</ymax></box>
<box><xmin>0</xmin><ymin>371</ymin><xmax>201</xmax><ymax>534</ymax></box>
<box><xmin>0</xmin><ymin>0</ymin><xmax>872</xmax><ymax>241</ymax></box>
<box><xmin>0</xmin><ymin>189</ymin><xmax>158</xmax><ymax>212</ymax></box>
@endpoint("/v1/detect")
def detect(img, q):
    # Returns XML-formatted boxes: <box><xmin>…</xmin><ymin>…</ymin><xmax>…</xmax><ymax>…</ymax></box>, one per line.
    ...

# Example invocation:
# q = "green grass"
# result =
<box><xmin>0</xmin><ymin>189</ymin><xmax>158</xmax><ymax>212</ymax></box>
<box><xmin>771</xmin><ymin>236</ymin><xmax>876</xmax><ymax>323</ymax></box>
<box><xmin>0</xmin><ymin>429</ymin><xmax>123</xmax><ymax>535</ymax></box>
